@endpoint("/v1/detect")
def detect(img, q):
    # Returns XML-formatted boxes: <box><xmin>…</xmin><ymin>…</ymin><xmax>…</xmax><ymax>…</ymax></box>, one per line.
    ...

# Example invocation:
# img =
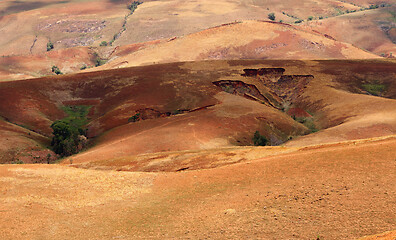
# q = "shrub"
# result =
<box><xmin>80</xmin><ymin>64</ymin><xmax>87</xmax><ymax>70</ymax></box>
<box><xmin>46</xmin><ymin>153</ymin><xmax>52</xmax><ymax>164</ymax></box>
<box><xmin>51</xmin><ymin>65</ymin><xmax>62</xmax><ymax>75</ymax></box>
<box><xmin>295</xmin><ymin>19</ymin><xmax>303</xmax><ymax>23</ymax></box>
<box><xmin>268</xmin><ymin>12</ymin><xmax>276</xmax><ymax>21</ymax></box>
<box><xmin>252</xmin><ymin>131</ymin><xmax>268</xmax><ymax>146</ymax></box>
<box><xmin>127</xmin><ymin>1</ymin><xmax>141</xmax><ymax>12</ymax></box>
<box><xmin>307</xmin><ymin>16</ymin><xmax>313</xmax><ymax>21</ymax></box>
<box><xmin>92</xmin><ymin>53</ymin><xmax>107</xmax><ymax>67</ymax></box>
<box><xmin>100</xmin><ymin>41</ymin><xmax>108</xmax><ymax>46</ymax></box>
<box><xmin>128</xmin><ymin>113</ymin><xmax>140</xmax><ymax>122</ymax></box>
<box><xmin>47</xmin><ymin>41</ymin><xmax>54</xmax><ymax>51</ymax></box>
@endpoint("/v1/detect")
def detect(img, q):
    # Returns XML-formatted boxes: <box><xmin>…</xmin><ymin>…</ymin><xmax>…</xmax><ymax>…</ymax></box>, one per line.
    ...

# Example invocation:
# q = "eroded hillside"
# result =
<box><xmin>1</xmin><ymin>59</ymin><xmax>395</xmax><ymax>168</ymax></box>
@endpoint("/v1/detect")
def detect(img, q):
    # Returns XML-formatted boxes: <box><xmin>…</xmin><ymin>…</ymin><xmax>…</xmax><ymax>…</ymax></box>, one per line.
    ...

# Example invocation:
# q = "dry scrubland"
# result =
<box><xmin>0</xmin><ymin>0</ymin><xmax>395</xmax><ymax>239</ymax></box>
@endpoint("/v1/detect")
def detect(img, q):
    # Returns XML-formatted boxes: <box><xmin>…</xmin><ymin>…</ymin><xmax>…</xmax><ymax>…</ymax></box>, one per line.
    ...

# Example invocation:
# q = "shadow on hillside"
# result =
<box><xmin>0</xmin><ymin>0</ymin><xmax>69</xmax><ymax>16</ymax></box>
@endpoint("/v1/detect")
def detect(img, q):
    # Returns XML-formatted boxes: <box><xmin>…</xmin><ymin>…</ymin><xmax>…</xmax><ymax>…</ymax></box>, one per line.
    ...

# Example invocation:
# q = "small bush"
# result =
<box><xmin>100</xmin><ymin>41</ymin><xmax>108</xmax><ymax>47</ymax></box>
<box><xmin>171</xmin><ymin>109</ymin><xmax>185</xmax><ymax>115</ymax></box>
<box><xmin>127</xmin><ymin>1</ymin><xmax>142</xmax><ymax>12</ymax></box>
<box><xmin>307</xmin><ymin>16</ymin><xmax>313</xmax><ymax>21</ymax></box>
<box><xmin>47</xmin><ymin>41</ymin><xmax>54</xmax><ymax>51</ymax></box>
<box><xmin>92</xmin><ymin>53</ymin><xmax>107</xmax><ymax>67</ymax></box>
<box><xmin>51</xmin><ymin>65</ymin><xmax>62</xmax><ymax>75</ymax></box>
<box><xmin>80</xmin><ymin>64</ymin><xmax>87</xmax><ymax>70</ymax></box>
<box><xmin>268</xmin><ymin>13</ymin><xmax>276</xmax><ymax>21</ymax></box>
<box><xmin>128</xmin><ymin>113</ymin><xmax>140</xmax><ymax>122</ymax></box>
<box><xmin>253</xmin><ymin>131</ymin><xmax>267</xmax><ymax>146</ymax></box>
<box><xmin>295</xmin><ymin>19</ymin><xmax>303</xmax><ymax>24</ymax></box>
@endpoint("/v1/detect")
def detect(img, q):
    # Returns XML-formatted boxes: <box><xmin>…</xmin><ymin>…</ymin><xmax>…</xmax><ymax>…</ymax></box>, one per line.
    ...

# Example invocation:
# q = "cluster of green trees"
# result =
<box><xmin>51</xmin><ymin>106</ymin><xmax>90</xmax><ymax>156</ymax></box>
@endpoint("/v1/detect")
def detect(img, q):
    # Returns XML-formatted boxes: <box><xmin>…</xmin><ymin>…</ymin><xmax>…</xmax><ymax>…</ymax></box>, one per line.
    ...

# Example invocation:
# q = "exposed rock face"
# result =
<box><xmin>215</xmin><ymin>68</ymin><xmax>313</xmax><ymax>108</ymax></box>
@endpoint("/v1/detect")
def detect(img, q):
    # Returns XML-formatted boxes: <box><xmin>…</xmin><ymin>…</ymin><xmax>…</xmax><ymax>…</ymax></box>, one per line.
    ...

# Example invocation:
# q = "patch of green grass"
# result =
<box><xmin>362</xmin><ymin>83</ymin><xmax>386</xmax><ymax>96</ymax></box>
<box><xmin>61</xmin><ymin>105</ymin><xmax>91</xmax><ymax>125</ymax></box>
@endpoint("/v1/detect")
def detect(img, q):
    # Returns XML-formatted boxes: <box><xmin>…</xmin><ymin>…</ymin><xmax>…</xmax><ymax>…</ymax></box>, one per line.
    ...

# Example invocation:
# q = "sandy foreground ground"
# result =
<box><xmin>1</xmin><ymin>137</ymin><xmax>395</xmax><ymax>239</ymax></box>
